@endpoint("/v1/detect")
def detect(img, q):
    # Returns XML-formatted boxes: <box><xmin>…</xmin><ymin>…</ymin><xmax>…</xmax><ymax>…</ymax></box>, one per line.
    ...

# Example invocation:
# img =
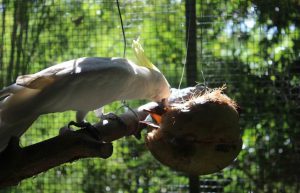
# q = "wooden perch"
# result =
<box><xmin>0</xmin><ymin>102</ymin><xmax>155</xmax><ymax>188</ymax></box>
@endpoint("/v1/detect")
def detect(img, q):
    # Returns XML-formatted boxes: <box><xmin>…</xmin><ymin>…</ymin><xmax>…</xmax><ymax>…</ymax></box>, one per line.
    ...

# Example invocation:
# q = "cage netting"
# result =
<box><xmin>0</xmin><ymin>0</ymin><xmax>299</xmax><ymax>192</ymax></box>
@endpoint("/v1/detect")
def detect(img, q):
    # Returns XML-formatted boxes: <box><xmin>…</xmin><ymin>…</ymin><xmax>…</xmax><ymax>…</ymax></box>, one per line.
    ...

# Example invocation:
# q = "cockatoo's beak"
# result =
<box><xmin>141</xmin><ymin>102</ymin><xmax>168</xmax><ymax>129</ymax></box>
<box><xmin>147</xmin><ymin>98</ymin><xmax>169</xmax><ymax>124</ymax></box>
<box><xmin>143</xmin><ymin>109</ymin><xmax>162</xmax><ymax>124</ymax></box>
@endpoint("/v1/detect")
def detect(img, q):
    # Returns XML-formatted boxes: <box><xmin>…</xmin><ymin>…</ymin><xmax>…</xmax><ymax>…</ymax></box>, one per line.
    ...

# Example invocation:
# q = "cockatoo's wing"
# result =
<box><xmin>15</xmin><ymin>57</ymin><xmax>122</xmax><ymax>90</ymax></box>
<box><xmin>16</xmin><ymin>75</ymin><xmax>57</xmax><ymax>90</ymax></box>
<box><xmin>15</xmin><ymin>58</ymin><xmax>82</xmax><ymax>89</ymax></box>
<box><xmin>0</xmin><ymin>84</ymin><xmax>20</xmax><ymax>99</ymax></box>
<box><xmin>0</xmin><ymin>84</ymin><xmax>24</xmax><ymax>110</ymax></box>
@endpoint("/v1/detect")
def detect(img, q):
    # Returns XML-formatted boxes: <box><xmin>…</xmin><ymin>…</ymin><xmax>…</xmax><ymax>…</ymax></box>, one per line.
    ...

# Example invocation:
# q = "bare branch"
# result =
<box><xmin>0</xmin><ymin>102</ymin><xmax>154</xmax><ymax>188</ymax></box>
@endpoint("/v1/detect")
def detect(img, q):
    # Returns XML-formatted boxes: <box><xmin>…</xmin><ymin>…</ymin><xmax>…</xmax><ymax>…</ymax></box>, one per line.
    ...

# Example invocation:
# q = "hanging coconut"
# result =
<box><xmin>143</xmin><ymin>86</ymin><xmax>242</xmax><ymax>175</ymax></box>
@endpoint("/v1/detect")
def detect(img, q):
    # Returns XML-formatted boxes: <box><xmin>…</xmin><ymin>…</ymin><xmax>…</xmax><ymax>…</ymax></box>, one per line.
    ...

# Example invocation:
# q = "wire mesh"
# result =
<box><xmin>0</xmin><ymin>0</ymin><xmax>299</xmax><ymax>192</ymax></box>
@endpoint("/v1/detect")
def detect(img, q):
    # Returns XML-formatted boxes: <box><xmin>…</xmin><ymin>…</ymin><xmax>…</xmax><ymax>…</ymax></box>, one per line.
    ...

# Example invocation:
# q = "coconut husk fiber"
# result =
<box><xmin>144</xmin><ymin>86</ymin><xmax>242</xmax><ymax>175</ymax></box>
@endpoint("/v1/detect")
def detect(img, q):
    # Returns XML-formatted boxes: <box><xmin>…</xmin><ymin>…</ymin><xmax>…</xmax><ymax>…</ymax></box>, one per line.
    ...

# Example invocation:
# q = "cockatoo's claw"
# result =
<box><xmin>68</xmin><ymin>121</ymin><xmax>91</xmax><ymax>128</ymax></box>
<box><xmin>68</xmin><ymin>121</ymin><xmax>102</xmax><ymax>141</ymax></box>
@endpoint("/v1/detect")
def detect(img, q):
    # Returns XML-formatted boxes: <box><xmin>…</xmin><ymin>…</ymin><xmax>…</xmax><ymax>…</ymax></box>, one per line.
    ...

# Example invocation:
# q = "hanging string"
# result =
<box><xmin>178</xmin><ymin>0</ymin><xmax>192</xmax><ymax>89</ymax></box>
<box><xmin>116</xmin><ymin>0</ymin><xmax>126</xmax><ymax>58</ymax></box>
<box><xmin>199</xmin><ymin>0</ymin><xmax>207</xmax><ymax>87</ymax></box>
<box><xmin>115</xmin><ymin>0</ymin><xmax>140</xmax><ymax>130</ymax></box>
<box><xmin>178</xmin><ymin>1</ymin><xmax>206</xmax><ymax>89</ymax></box>
<box><xmin>116</xmin><ymin>0</ymin><xmax>127</xmax><ymax>105</ymax></box>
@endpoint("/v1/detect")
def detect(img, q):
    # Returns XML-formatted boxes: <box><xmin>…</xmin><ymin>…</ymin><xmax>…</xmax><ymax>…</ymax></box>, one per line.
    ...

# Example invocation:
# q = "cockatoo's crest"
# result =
<box><xmin>132</xmin><ymin>38</ymin><xmax>159</xmax><ymax>71</ymax></box>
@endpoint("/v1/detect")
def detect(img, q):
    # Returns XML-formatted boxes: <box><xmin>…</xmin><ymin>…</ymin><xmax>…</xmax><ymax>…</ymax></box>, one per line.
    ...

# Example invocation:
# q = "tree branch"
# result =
<box><xmin>0</xmin><ymin>102</ymin><xmax>155</xmax><ymax>188</ymax></box>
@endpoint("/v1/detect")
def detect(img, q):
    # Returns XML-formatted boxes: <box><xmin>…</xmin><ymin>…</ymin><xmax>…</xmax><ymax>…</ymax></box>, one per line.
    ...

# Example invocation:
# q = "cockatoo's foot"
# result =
<box><xmin>68</xmin><ymin>121</ymin><xmax>102</xmax><ymax>141</ymax></box>
<box><xmin>68</xmin><ymin>121</ymin><xmax>91</xmax><ymax>128</ymax></box>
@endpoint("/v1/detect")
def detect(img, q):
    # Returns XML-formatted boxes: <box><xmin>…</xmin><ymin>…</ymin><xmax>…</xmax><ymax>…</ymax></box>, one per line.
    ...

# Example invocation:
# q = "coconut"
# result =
<box><xmin>145</xmin><ymin>87</ymin><xmax>242</xmax><ymax>175</ymax></box>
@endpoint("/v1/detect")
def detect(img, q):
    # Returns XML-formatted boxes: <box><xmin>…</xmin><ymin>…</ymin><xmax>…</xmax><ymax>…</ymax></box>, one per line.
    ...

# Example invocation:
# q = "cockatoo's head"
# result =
<box><xmin>147</xmin><ymin>69</ymin><xmax>171</xmax><ymax>103</ymax></box>
<box><xmin>132</xmin><ymin>39</ymin><xmax>171</xmax><ymax>104</ymax></box>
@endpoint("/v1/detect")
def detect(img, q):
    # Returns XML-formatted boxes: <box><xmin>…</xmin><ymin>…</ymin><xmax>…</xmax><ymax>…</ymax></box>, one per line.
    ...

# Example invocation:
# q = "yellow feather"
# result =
<box><xmin>132</xmin><ymin>38</ymin><xmax>159</xmax><ymax>71</ymax></box>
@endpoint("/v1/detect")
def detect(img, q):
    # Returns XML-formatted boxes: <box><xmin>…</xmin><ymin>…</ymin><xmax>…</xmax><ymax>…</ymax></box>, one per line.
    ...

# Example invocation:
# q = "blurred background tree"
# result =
<box><xmin>0</xmin><ymin>0</ymin><xmax>299</xmax><ymax>192</ymax></box>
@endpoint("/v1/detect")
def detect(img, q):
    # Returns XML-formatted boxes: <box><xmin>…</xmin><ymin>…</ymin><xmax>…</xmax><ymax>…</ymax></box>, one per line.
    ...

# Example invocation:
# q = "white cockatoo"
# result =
<box><xmin>0</xmin><ymin>40</ymin><xmax>171</xmax><ymax>152</ymax></box>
